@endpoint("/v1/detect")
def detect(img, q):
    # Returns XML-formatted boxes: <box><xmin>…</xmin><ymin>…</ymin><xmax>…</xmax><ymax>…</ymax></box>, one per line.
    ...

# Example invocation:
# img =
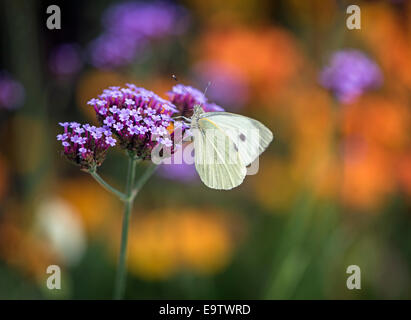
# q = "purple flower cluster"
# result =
<box><xmin>0</xmin><ymin>72</ymin><xmax>25</xmax><ymax>110</ymax></box>
<box><xmin>167</xmin><ymin>84</ymin><xmax>224</xmax><ymax>117</ymax></box>
<box><xmin>87</xmin><ymin>84</ymin><xmax>178</xmax><ymax>159</ymax></box>
<box><xmin>57</xmin><ymin>122</ymin><xmax>116</xmax><ymax>170</ymax></box>
<box><xmin>89</xmin><ymin>1</ymin><xmax>188</xmax><ymax>69</ymax></box>
<box><xmin>320</xmin><ymin>49</ymin><xmax>383</xmax><ymax>103</ymax></box>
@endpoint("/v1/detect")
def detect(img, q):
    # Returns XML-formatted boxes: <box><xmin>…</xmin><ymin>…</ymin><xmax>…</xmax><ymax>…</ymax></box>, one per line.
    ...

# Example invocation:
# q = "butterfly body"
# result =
<box><xmin>190</xmin><ymin>105</ymin><xmax>273</xmax><ymax>190</ymax></box>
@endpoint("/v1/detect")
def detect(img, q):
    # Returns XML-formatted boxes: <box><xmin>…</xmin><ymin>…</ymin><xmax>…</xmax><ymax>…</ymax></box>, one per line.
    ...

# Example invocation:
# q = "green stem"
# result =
<box><xmin>131</xmin><ymin>163</ymin><xmax>158</xmax><ymax>198</ymax></box>
<box><xmin>88</xmin><ymin>169</ymin><xmax>128</xmax><ymax>201</ymax></box>
<box><xmin>114</xmin><ymin>156</ymin><xmax>137</xmax><ymax>299</ymax></box>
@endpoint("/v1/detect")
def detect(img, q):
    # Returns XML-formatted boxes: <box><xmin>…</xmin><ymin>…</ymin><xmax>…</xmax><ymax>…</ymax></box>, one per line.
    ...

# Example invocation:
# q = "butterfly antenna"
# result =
<box><xmin>196</xmin><ymin>81</ymin><xmax>212</xmax><ymax>112</ymax></box>
<box><xmin>203</xmin><ymin>81</ymin><xmax>211</xmax><ymax>97</ymax></box>
<box><xmin>172</xmin><ymin>74</ymin><xmax>178</xmax><ymax>82</ymax></box>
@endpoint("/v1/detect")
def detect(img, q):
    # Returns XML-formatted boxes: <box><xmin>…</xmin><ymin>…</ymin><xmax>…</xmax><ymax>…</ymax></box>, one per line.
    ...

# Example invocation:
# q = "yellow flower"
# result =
<box><xmin>0</xmin><ymin>215</ymin><xmax>59</xmax><ymax>283</ymax></box>
<box><xmin>126</xmin><ymin>208</ymin><xmax>239</xmax><ymax>280</ymax></box>
<box><xmin>59</xmin><ymin>177</ymin><xmax>121</xmax><ymax>234</ymax></box>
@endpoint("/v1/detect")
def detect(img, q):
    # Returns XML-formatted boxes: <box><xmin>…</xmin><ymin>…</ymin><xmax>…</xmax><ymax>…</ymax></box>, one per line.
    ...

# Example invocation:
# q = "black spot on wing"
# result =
<box><xmin>239</xmin><ymin>133</ymin><xmax>246</xmax><ymax>141</ymax></box>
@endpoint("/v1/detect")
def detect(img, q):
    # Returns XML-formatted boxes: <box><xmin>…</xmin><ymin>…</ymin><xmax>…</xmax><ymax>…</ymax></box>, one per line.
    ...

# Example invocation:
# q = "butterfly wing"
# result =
<box><xmin>193</xmin><ymin>117</ymin><xmax>247</xmax><ymax>190</ymax></box>
<box><xmin>201</xmin><ymin>112</ymin><xmax>273</xmax><ymax>166</ymax></box>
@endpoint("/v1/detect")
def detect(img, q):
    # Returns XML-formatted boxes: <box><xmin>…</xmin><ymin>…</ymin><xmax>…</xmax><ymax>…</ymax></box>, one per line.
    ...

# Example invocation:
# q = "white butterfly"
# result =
<box><xmin>188</xmin><ymin>105</ymin><xmax>273</xmax><ymax>190</ymax></box>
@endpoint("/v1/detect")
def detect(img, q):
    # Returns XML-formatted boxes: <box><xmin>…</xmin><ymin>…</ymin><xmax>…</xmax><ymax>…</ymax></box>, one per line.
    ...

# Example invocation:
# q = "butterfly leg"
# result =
<box><xmin>173</xmin><ymin>116</ymin><xmax>192</xmax><ymax>122</ymax></box>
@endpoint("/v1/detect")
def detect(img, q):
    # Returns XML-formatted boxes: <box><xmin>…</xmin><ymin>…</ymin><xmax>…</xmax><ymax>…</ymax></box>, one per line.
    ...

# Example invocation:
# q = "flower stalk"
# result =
<box><xmin>133</xmin><ymin>162</ymin><xmax>158</xmax><ymax>196</ymax></box>
<box><xmin>88</xmin><ymin>168</ymin><xmax>128</xmax><ymax>201</ymax></box>
<box><xmin>114</xmin><ymin>155</ymin><xmax>137</xmax><ymax>299</ymax></box>
<box><xmin>88</xmin><ymin>154</ymin><xmax>158</xmax><ymax>299</ymax></box>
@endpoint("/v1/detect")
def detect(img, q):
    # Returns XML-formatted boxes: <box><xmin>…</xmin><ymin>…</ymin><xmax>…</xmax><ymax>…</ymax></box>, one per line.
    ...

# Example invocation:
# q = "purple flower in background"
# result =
<box><xmin>57</xmin><ymin>122</ymin><xmax>116</xmax><ymax>170</ymax></box>
<box><xmin>167</xmin><ymin>84</ymin><xmax>224</xmax><ymax>117</ymax></box>
<box><xmin>0</xmin><ymin>72</ymin><xmax>25</xmax><ymax>110</ymax></box>
<box><xmin>157</xmin><ymin>143</ymin><xmax>198</xmax><ymax>182</ymax></box>
<box><xmin>320</xmin><ymin>49</ymin><xmax>383</xmax><ymax>103</ymax></box>
<box><xmin>205</xmin><ymin>103</ymin><xmax>225</xmax><ymax>112</ymax></box>
<box><xmin>158</xmin><ymin>162</ymin><xmax>198</xmax><ymax>183</ymax></box>
<box><xmin>49</xmin><ymin>43</ymin><xmax>83</xmax><ymax>77</ymax></box>
<box><xmin>87</xmin><ymin>84</ymin><xmax>178</xmax><ymax>159</ymax></box>
<box><xmin>89</xmin><ymin>1</ymin><xmax>189</xmax><ymax>69</ymax></box>
<box><xmin>89</xmin><ymin>33</ymin><xmax>146</xmax><ymax>69</ymax></box>
<box><xmin>103</xmin><ymin>1</ymin><xmax>189</xmax><ymax>38</ymax></box>
<box><xmin>195</xmin><ymin>62</ymin><xmax>249</xmax><ymax>110</ymax></box>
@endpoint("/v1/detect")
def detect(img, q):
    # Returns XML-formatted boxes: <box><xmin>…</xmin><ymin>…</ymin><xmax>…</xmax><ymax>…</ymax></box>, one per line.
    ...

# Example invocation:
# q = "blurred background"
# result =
<box><xmin>1</xmin><ymin>0</ymin><xmax>411</xmax><ymax>299</ymax></box>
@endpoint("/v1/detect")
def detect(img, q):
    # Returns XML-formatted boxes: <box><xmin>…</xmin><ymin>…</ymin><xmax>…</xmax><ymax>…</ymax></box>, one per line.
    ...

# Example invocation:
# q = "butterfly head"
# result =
<box><xmin>193</xmin><ymin>104</ymin><xmax>205</xmax><ymax>118</ymax></box>
<box><xmin>192</xmin><ymin>82</ymin><xmax>210</xmax><ymax>119</ymax></box>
